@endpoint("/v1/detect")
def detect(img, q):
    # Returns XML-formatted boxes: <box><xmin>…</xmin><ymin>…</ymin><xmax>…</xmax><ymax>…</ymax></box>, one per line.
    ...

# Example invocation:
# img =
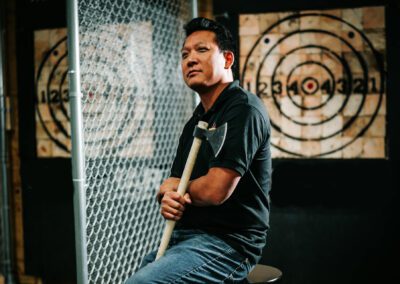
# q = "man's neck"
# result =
<box><xmin>198</xmin><ymin>80</ymin><xmax>233</xmax><ymax>112</ymax></box>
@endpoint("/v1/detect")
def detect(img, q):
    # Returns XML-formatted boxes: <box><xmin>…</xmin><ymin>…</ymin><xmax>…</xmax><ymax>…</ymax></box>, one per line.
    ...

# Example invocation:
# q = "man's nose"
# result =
<box><xmin>186</xmin><ymin>55</ymin><xmax>198</xmax><ymax>67</ymax></box>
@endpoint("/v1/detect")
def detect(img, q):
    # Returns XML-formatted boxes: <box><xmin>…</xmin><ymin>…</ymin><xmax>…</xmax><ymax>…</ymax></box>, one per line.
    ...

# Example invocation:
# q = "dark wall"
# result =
<box><xmin>214</xmin><ymin>1</ymin><xmax>399</xmax><ymax>283</ymax></box>
<box><xmin>16</xmin><ymin>0</ymin><xmax>76</xmax><ymax>283</ymax></box>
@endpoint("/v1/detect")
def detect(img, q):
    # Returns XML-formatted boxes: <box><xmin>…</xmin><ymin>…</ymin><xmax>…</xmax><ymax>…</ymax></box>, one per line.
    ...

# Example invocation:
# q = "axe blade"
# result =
<box><xmin>207</xmin><ymin>123</ymin><xmax>227</xmax><ymax>157</ymax></box>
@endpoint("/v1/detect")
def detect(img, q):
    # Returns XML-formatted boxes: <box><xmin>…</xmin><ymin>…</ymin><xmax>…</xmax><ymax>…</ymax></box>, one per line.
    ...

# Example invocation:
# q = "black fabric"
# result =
<box><xmin>170</xmin><ymin>80</ymin><xmax>272</xmax><ymax>265</ymax></box>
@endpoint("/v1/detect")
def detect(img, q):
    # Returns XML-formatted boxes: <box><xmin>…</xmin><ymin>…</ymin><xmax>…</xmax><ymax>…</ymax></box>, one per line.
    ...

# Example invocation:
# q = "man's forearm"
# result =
<box><xmin>187</xmin><ymin>168</ymin><xmax>240</xmax><ymax>206</ymax></box>
<box><xmin>187</xmin><ymin>176</ymin><xmax>221</xmax><ymax>206</ymax></box>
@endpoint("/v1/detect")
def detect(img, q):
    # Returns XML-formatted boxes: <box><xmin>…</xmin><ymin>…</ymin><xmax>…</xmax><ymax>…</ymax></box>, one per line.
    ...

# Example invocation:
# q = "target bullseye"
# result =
<box><xmin>302</xmin><ymin>77</ymin><xmax>319</xmax><ymax>95</ymax></box>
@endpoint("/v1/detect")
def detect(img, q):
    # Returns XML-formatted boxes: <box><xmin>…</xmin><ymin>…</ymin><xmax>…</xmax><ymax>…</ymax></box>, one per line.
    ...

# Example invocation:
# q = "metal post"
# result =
<box><xmin>191</xmin><ymin>0</ymin><xmax>198</xmax><ymax>18</ymax></box>
<box><xmin>191</xmin><ymin>0</ymin><xmax>200</xmax><ymax>107</ymax></box>
<box><xmin>0</xmin><ymin>0</ymin><xmax>16</xmax><ymax>282</ymax></box>
<box><xmin>66</xmin><ymin>0</ymin><xmax>88</xmax><ymax>283</ymax></box>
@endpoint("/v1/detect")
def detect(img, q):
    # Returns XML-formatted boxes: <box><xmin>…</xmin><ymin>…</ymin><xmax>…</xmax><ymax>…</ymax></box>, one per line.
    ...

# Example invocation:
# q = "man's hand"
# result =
<box><xmin>157</xmin><ymin>177</ymin><xmax>192</xmax><ymax>221</ymax></box>
<box><xmin>157</xmin><ymin>177</ymin><xmax>180</xmax><ymax>203</ymax></box>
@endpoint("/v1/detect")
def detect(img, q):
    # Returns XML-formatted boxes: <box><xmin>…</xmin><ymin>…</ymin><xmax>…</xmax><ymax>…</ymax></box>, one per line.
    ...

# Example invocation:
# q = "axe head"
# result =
<box><xmin>205</xmin><ymin>123</ymin><xmax>227</xmax><ymax>157</ymax></box>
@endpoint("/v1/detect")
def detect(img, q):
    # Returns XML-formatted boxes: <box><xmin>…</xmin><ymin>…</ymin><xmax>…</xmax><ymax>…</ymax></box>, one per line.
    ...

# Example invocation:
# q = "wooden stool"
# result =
<box><xmin>247</xmin><ymin>264</ymin><xmax>283</xmax><ymax>283</ymax></box>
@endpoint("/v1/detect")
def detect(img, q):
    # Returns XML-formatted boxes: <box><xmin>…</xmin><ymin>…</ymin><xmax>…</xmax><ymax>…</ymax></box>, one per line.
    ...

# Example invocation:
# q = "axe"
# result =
<box><xmin>156</xmin><ymin>120</ymin><xmax>228</xmax><ymax>259</ymax></box>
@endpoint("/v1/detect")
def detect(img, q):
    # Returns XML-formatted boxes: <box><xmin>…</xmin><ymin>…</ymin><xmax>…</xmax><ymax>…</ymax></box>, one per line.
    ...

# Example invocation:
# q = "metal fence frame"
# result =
<box><xmin>66</xmin><ymin>0</ymin><xmax>88</xmax><ymax>283</ymax></box>
<box><xmin>0</xmin><ymin>0</ymin><xmax>16</xmax><ymax>282</ymax></box>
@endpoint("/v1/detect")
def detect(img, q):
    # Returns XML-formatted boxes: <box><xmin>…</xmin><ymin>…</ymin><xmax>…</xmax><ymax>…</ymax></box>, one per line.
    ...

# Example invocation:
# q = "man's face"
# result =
<box><xmin>181</xmin><ymin>30</ymin><xmax>226</xmax><ymax>91</ymax></box>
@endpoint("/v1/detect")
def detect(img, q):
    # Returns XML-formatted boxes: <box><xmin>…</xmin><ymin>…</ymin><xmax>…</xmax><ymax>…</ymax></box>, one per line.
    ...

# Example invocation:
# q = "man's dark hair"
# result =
<box><xmin>184</xmin><ymin>17</ymin><xmax>236</xmax><ymax>58</ymax></box>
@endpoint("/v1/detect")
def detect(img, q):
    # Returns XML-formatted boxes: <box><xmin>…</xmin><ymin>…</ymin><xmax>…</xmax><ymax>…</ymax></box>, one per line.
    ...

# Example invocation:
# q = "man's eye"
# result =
<box><xmin>181</xmin><ymin>53</ymin><xmax>188</xmax><ymax>59</ymax></box>
<box><xmin>198</xmin><ymin>47</ymin><xmax>208</xmax><ymax>52</ymax></box>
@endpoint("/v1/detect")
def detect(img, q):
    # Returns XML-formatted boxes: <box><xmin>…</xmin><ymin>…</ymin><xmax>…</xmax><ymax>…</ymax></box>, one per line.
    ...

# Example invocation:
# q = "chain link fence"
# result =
<box><xmin>77</xmin><ymin>0</ymin><xmax>193</xmax><ymax>282</ymax></box>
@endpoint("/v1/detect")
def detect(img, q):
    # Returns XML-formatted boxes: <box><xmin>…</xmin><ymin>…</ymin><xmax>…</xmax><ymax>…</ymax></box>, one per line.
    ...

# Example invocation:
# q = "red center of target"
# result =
<box><xmin>307</xmin><ymin>82</ymin><xmax>314</xmax><ymax>89</ymax></box>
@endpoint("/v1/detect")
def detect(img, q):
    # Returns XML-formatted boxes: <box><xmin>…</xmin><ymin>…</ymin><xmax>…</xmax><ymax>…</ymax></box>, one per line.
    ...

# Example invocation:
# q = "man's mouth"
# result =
<box><xmin>187</xmin><ymin>70</ymin><xmax>201</xmax><ymax>78</ymax></box>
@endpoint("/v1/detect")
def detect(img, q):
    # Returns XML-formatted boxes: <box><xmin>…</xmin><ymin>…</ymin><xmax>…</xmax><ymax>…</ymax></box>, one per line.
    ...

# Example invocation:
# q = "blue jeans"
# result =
<box><xmin>124</xmin><ymin>229</ymin><xmax>254</xmax><ymax>283</ymax></box>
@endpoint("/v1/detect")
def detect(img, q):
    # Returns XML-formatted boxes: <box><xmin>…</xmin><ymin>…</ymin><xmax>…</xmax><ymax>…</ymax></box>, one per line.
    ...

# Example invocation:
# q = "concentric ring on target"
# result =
<box><xmin>35</xmin><ymin>36</ymin><xmax>70</xmax><ymax>153</ymax></box>
<box><xmin>268</xmin><ymin>44</ymin><xmax>354</xmax><ymax>128</ymax></box>
<box><xmin>286</xmin><ymin>60</ymin><xmax>336</xmax><ymax>110</ymax></box>
<box><xmin>301</xmin><ymin>77</ymin><xmax>319</xmax><ymax>95</ymax></box>
<box><xmin>260</xmin><ymin>30</ymin><xmax>364</xmax><ymax>133</ymax></box>
<box><xmin>79</xmin><ymin>29</ymin><xmax>153</xmax><ymax>156</ymax></box>
<box><xmin>258</xmin><ymin>28</ymin><xmax>368</xmax><ymax>140</ymax></box>
<box><xmin>241</xmin><ymin>12</ymin><xmax>385</xmax><ymax>157</ymax></box>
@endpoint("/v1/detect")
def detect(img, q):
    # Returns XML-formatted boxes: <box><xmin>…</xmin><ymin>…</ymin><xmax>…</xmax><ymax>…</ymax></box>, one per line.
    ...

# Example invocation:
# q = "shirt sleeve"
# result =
<box><xmin>209</xmin><ymin>104</ymin><xmax>267</xmax><ymax>176</ymax></box>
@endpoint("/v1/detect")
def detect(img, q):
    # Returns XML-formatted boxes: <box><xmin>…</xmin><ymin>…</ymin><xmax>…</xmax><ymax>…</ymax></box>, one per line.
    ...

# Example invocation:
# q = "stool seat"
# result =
<box><xmin>247</xmin><ymin>264</ymin><xmax>282</xmax><ymax>283</ymax></box>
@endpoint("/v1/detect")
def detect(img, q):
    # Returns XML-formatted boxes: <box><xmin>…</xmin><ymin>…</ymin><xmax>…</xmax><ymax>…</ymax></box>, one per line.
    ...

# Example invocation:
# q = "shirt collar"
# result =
<box><xmin>193</xmin><ymin>80</ymin><xmax>240</xmax><ymax>118</ymax></box>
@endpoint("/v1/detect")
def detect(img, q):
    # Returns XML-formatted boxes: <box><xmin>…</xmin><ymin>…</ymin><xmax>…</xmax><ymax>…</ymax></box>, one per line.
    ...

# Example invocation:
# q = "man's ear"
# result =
<box><xmin>224</xmin><ymin>51</ymin><xmax>235</xmax><ymax>69</ymax></box>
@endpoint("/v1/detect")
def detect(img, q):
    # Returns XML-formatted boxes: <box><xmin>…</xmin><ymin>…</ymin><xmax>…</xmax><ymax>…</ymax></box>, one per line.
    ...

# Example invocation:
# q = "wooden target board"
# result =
<box><xmin>240</xmin><ymin>7</ymin><xmax>386</xmax><ymax>158</ymax></box>
<box><xmin>34</xmin><ymin>28</ymin><xmax>70</xmax><ymax>157</ymax></box>
<box><xmin>34</xmin><ymin>24</ymin><xmax>154</xmax><ymax>158</ymax></box>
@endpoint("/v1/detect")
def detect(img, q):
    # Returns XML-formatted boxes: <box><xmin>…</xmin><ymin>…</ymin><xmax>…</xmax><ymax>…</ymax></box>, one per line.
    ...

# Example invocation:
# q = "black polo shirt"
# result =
<box><xmin>170</xmin><ymin>80</ymin><xmax>272</xmax><ymax>264</ymax></box>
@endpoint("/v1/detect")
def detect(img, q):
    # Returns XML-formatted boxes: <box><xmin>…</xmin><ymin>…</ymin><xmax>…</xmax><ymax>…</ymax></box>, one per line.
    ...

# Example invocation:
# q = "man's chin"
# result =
<box><xmin>187</xmin><ymin>80</ymin><xmax>207</xmax><ymax>93</ymax></box>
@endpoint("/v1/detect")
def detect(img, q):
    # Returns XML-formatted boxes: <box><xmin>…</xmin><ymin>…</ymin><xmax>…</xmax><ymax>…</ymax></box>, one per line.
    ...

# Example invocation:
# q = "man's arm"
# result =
<box><xmin>158</xmin><ymin>167</ymin><xmax>240</xmax><ymax>220</ymax></box>
<box><xmin>187</xmin><ymin>167</ymin><xmax>240</xmax><ymax>206</ymax></box>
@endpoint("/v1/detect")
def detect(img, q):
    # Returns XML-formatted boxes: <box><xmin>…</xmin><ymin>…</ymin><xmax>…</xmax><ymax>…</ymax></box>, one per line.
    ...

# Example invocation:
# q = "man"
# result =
<box><xmin>125</xmin><ymin>17</ymin><xmax>271</xmax><ymax>283</ymax></box>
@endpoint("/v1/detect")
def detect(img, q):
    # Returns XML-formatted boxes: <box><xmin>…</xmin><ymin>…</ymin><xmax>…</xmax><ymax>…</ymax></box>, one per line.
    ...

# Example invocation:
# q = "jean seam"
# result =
<box><xmin>222</xmin><ymin>257</ymin><xmax>248</xmax><ymax>283</ymax></box>
<box><xmin>168</xmin><ymin>248</ymin><xmax>235</xmax><ymax>284</ymax></box>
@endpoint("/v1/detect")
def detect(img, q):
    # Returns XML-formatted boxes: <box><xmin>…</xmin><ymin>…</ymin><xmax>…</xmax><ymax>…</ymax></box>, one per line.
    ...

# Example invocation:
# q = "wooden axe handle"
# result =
<box><xmin>156</xmin><ymin>121</ymin><xmax>208</xmax><ymax>260</ymax></box>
